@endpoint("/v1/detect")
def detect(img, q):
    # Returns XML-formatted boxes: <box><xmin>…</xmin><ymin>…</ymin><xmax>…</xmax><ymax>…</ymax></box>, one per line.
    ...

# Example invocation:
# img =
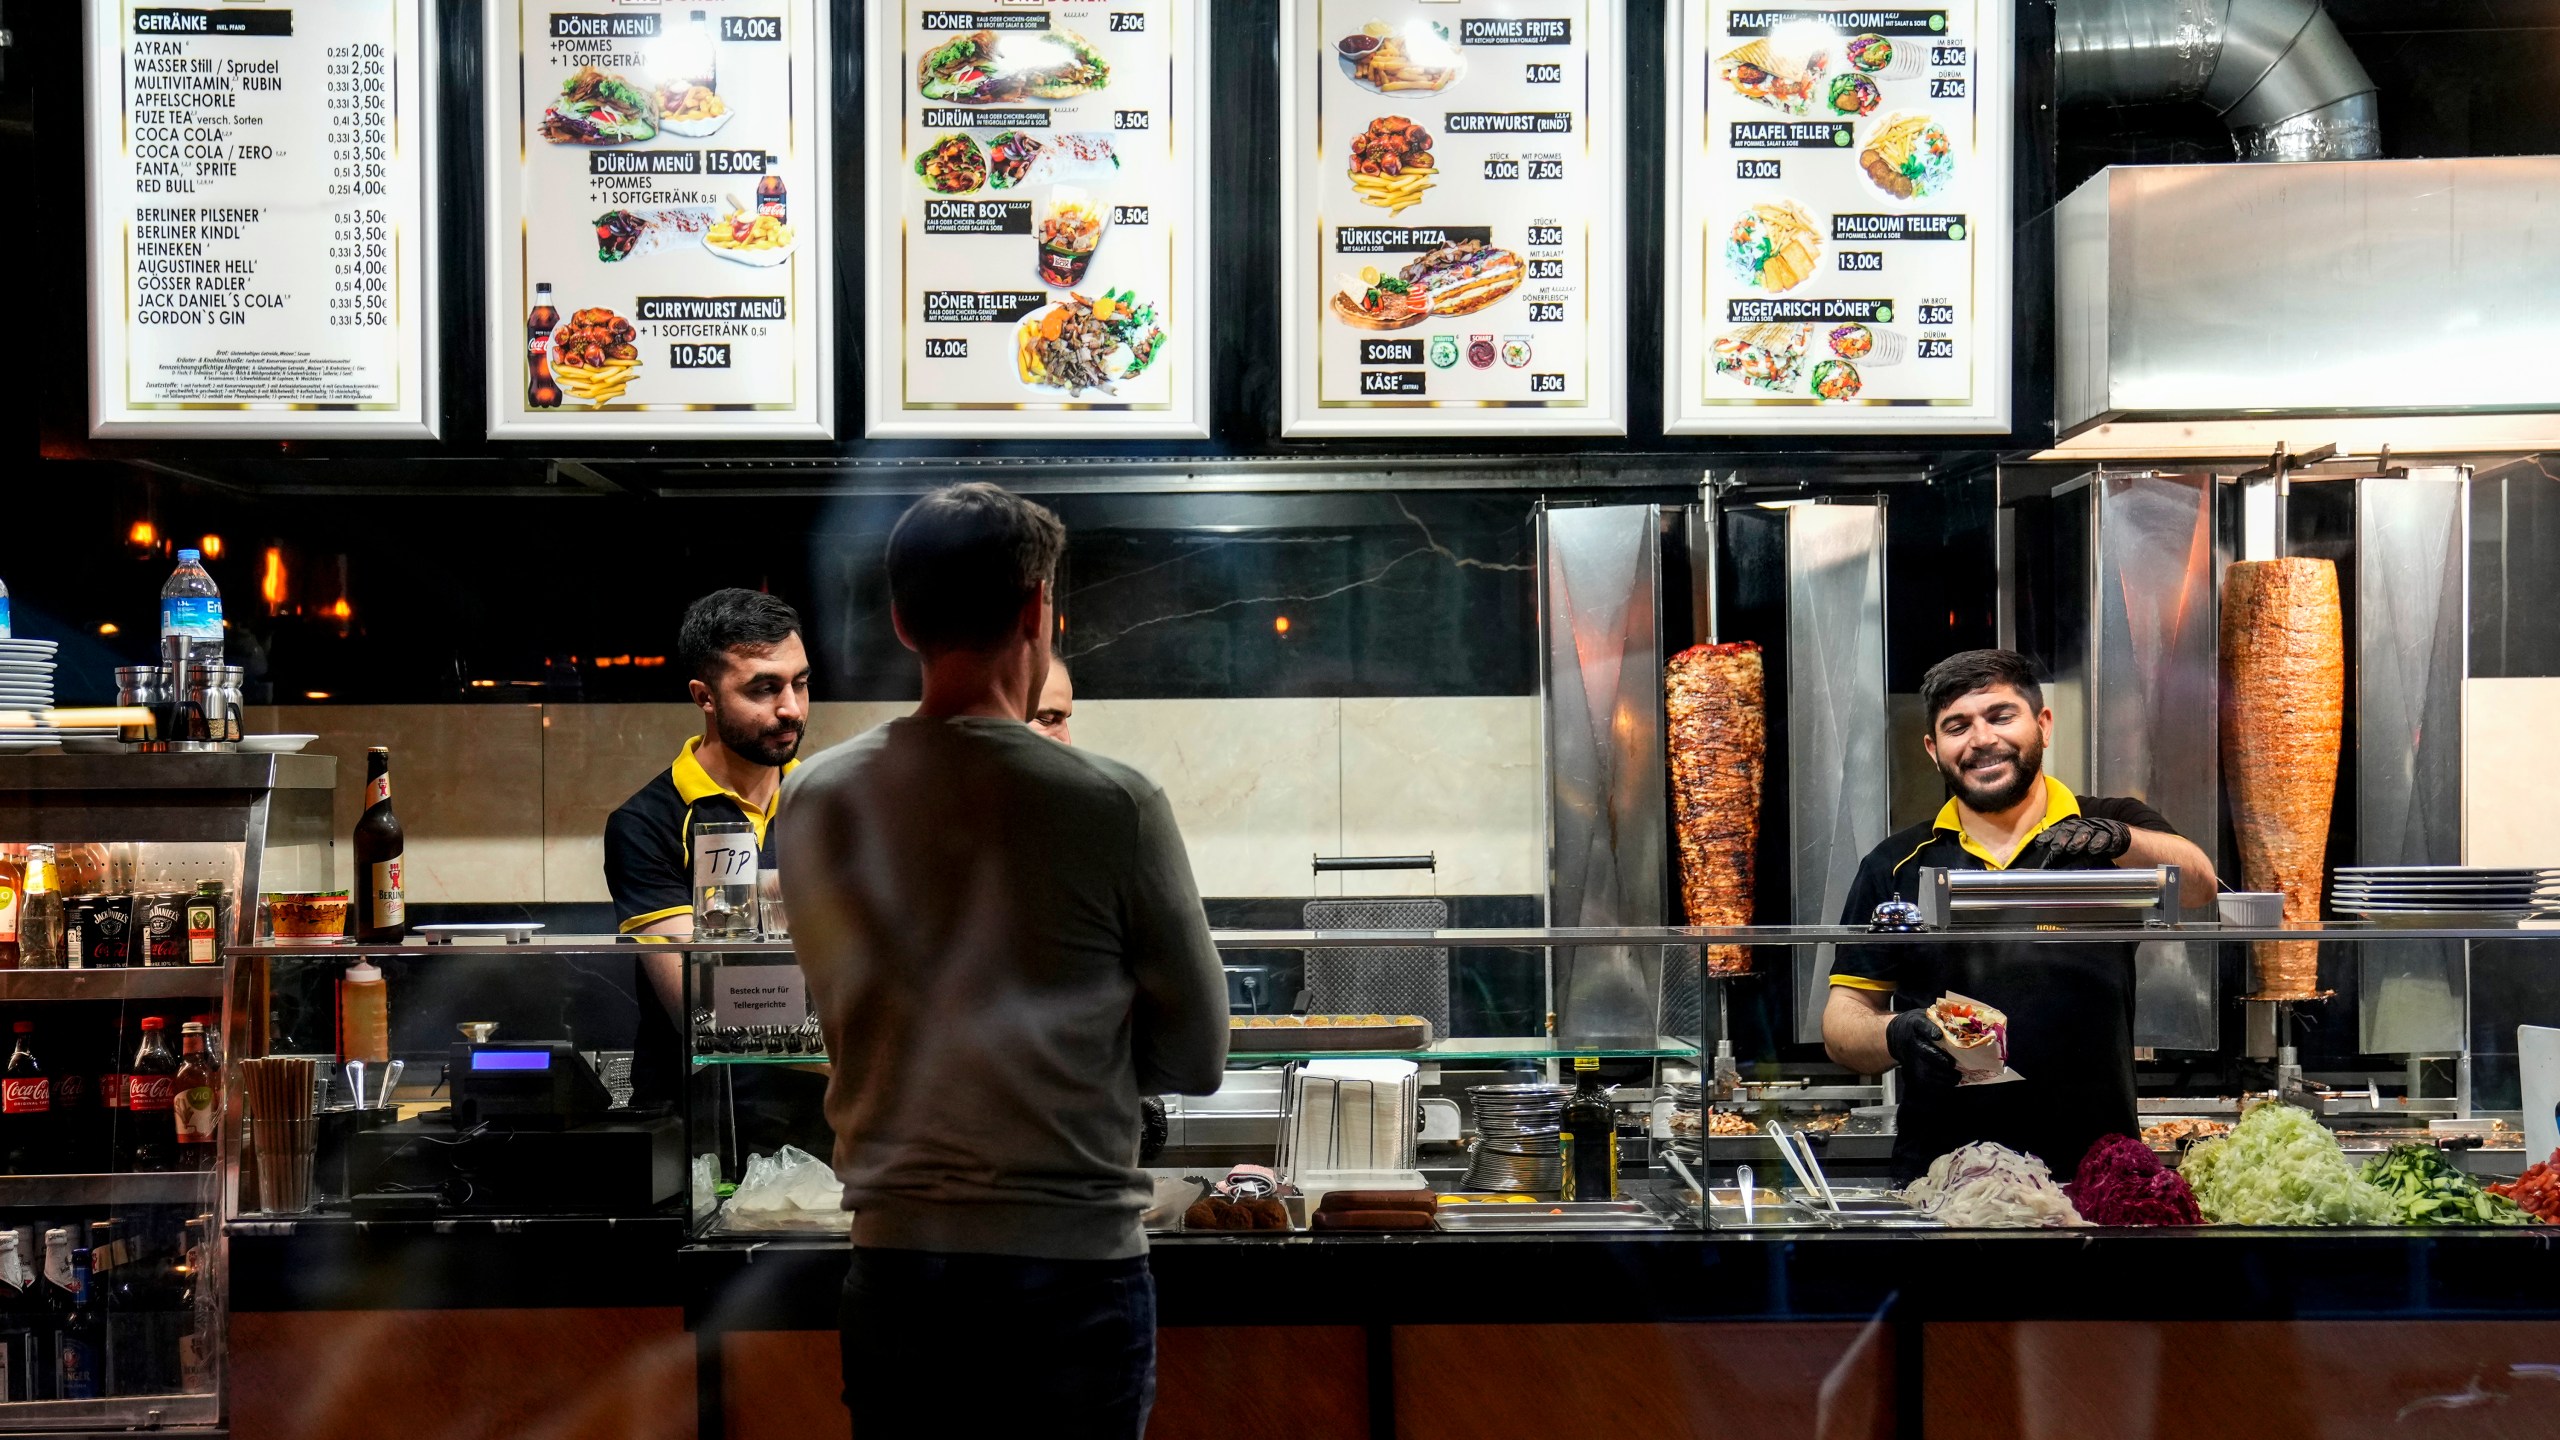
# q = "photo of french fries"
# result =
<box><xmin>1350</xmin><ymin>115</ymin><xmax>1436</xmax><ymax>215</ymax></box>
<box><xmin>555</xmin><ymin>356</ymin><xmax>640</xmax><ymax>406</ymax></box>
<box><xmin>1337</xmin><ymin>20</ymin><xmax>1465</xmax><ymax>94</ymax></box>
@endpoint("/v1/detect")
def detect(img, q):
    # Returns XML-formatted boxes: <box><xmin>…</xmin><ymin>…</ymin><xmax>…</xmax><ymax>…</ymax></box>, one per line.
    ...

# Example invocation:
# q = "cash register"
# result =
<box><xmin>347</xmin><ymin>1041</ymin><xmax>682</xmax><ymax>1214</ymax></box>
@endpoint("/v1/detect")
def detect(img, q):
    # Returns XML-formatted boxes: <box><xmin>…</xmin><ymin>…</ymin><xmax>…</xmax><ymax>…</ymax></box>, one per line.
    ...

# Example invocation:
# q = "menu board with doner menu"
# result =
<box><xmin>83</xmin><ymin>0</ymin><xmax>438</xmax><ymax>437</ymax></box>
<box><xmin>1282</xmin><ymin>0</ymin><xmax>1627</xmax><ymax>437</ymax></box>
<box><xmin>866</xmin><ymin>2</ymin><xmax>1209</xmax><ymax>438</ymax></box>
<box><xmin>485</xmin><ymin>0</ymin><xmax>834</xmax><ymax>438</ymax></box>
<box><xmin>1666</xmin><ymin>3</ymin><xmax>2011</xmax><ymax>433</ymax></box>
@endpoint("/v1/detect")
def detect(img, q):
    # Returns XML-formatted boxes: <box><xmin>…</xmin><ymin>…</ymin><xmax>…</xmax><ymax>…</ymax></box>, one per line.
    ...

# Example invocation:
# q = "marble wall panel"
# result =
<box><xmin>2465</xmin><ymin>677</ymin><xmax>2560</xmax><ymax>866</ymax></box>
<box><xmin>1071</xmin><ymin>698</ymin><xmax>1345</xmax><ymax>899</ymax></box>
<box><xmin>1338</xmin><ymin>697</ymin><xmax>1543</xmax><ymax>897</ymax></box>
<box><xmin>244</xmin><ymin>696</ymin><xmax>1547</xmax><ymax>906</ymax></box>
<box><xmin>246</xmin><ymin>704</ymin><xmax>545</xmax><ymax>904</ymax></box>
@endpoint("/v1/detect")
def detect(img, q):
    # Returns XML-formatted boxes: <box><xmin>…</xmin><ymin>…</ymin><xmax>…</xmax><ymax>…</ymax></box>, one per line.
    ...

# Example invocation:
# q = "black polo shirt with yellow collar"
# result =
<box><xmin>1829</xmin><ymin>776</ymin><xmax>2177</xmax><ymax>1183</ymax></box>
<box><xmin>604</xmin><ymin>735</ymin><xmax>795</xmax><ymax>935</ymax></box>
<box><xmin>605</xmin><ymin>737</ymin><xmax>796</xmax><ymax>1105</ymax></box>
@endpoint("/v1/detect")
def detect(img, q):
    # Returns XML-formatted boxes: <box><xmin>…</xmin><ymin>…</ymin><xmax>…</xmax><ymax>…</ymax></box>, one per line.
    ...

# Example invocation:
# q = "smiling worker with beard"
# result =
<box><xmin>606</xmin><ymin>589</ymin><xmax>811</xmax><ymax>1108</ymax></box>
<box><xmin>1822</xmin><ymin>649</ymin><xmax>2216</xmax><ymax>1180</ymax></box>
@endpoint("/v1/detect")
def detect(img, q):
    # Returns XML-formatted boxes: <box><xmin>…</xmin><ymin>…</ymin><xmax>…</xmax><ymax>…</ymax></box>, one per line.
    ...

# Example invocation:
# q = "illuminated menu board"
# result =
<box><xmin>865</xmin><ymin>1</ymin><xmax>1210</xmax><ymax>438</ymax></box>
<box><xmin>1666</xmin><ymin>2</ymin><xmax>2011</xmax><ymax>433</ymax></box>
<box><xmin>1281</xmin><ymin>0</ymin><xmax>1628</xmax><ymax>437</ymax></box>
<box><xmin>485</xmin><ymin>0</ymin><xmax>834</xmax><ymax>438</ymax></box>
<box><xmin>84</xmin><ymin>0</ymin><xmax>438</xmax><ymax>437</ymax></box>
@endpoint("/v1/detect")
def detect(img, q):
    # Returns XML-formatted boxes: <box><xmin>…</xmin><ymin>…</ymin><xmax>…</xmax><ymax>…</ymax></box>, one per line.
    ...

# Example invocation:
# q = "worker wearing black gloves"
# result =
<box><xmin>1819</xmin><ymin>650</ymin><xmax>2217</xmax><ymax>1181</ymax></box>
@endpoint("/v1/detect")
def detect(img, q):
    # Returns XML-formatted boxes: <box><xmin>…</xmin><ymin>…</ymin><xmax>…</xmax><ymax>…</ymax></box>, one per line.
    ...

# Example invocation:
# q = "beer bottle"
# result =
<box><xmin>353</xmin><ymin>748</ymin><xmax>407</xmax><ymax>941</ymax></box>
<box><xmin>55</xmin><ymin>1247</ymin><xmax>99</xmax><ymax>1401</ymax></box>
<box><xmin>0</xmin><ymin>1229</ymin><xmax>35</xmax><ymax>1402</ymax></box>
<box><xmin>2</xmin><ymin>1023</ymin><xmax>50</xmax><ymax>1176</ymax></box>
<box><xmin>34</xmin><ymin>1229</ymin><xmax>71</xmax><ymax>1401</ymax></box>
<box><xmin>172</xmin><ymin>1023</ymin><xmax>218</xmax><ymax>1172</ymax></box>
<box><xmin>16</xmin><ymin>849</ymin><xmax>61</xmax><ymax>970</ymax></box>
<box><xmin>527</xmin><ymin>283</ymin><xmax>563</xmax><ymax>409</ymax></box>
<box><xmin>126</xmin><ymin>1019</ymin><xmax>178</xmax><ymax>1174</ymax></box>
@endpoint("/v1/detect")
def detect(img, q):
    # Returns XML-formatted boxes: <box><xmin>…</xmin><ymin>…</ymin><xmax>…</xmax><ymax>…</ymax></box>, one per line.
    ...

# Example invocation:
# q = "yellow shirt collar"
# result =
<box><xmin>1933</xmin><ymin>774</ymin><xmax>2081</xmax><ymax>871</ymax></box>
<box><xmin>670</xmin><ymin>736</ymin><xmax>797</xmax><ymax>845</ymax></box>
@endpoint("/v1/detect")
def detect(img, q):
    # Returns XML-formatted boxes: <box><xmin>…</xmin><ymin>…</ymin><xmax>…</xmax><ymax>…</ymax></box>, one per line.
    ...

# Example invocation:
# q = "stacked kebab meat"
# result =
<box><xmin>1666</xmin><ymin>642</ymin><xmax>1767</xmax><ymax>975</ymax></box>
<box><xmin>2219</xmin><ymin>557</ymin><xmax>2344</xmax><ymax>1000</ymax></box>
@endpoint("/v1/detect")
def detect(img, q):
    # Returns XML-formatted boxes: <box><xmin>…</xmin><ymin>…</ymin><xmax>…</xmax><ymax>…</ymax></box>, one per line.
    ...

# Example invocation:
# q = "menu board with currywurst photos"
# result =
<box><xmin>1282</xmin><ymin>0</ymin><xmax>1627</xmax><ymax>437</ymax></box>
<box><xmin>485</xmin><ymin>0</ymin><xmax>834</xmax><ymax>438</ymax></box>
<box><xmin>866</xmin><ymin>2</ymin><xmax>1209</xmax><ymax>438</ymax></box>
<box><xmin>83</xmin><ymin>0</ymin><xmax>438</xmax><ymax>437</ymax></box>
<box><xmin>1666</xmin><ymin>2</ymin><xmax>2011</xmax><ymax>433</ymax></box>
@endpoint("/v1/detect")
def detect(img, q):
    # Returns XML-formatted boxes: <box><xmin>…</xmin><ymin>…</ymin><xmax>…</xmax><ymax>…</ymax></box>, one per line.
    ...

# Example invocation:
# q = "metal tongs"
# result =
<box><xmin>1764</xmin><ymin>1120</ymin><xmax>1838</xmax><ymax>1211</ymax></box>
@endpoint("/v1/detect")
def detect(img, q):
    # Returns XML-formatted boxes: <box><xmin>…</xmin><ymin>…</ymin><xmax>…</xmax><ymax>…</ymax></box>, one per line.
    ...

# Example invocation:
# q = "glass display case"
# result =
<box><xmin>0</xmin><ymin>753</ymin><xmax>334</xmax><ymax>1436</ymax></box>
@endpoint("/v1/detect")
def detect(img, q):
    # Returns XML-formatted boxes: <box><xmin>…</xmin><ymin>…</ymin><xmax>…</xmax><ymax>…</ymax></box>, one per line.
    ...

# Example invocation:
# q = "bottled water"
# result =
<box><xmin>158</xmin><ymin>549</ymin><xmax>224</xmax><ymax>678</ymax></box>
<box><xmin>0</xmin><ymin>573</ymin><xmax>11</xmax><ymax>639</ymax></box>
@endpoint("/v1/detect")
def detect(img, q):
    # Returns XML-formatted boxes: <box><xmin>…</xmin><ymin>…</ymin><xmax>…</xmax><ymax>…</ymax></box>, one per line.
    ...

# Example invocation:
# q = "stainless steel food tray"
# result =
<box><xmin>1435</xmin><ymin>1201</ymin><xmax>1671</xmax><ymax>1233</ymax></box>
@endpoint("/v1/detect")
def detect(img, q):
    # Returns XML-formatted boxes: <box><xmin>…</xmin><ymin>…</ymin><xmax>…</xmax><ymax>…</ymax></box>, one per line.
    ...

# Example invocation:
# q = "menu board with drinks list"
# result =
<box><xmin>1280</xmin><ymin>0</ymin><xmax>1627</xmax><ymax>437</ymax></box>
<box><xmin>485</xmin><ymin>0</ymin><xmax>834</xmax><ymax>438</ymax></box>
<box><xmin>865</xmin><ymin>1</ymin><xmax>1209</xmax><ymax>438</ymax></box>
<box><xmin>1665</xmin><ymin>1</ymin><xmax>2011</xmax><ymax>433</ymax></box>
<box><xmin>83</xmin><ymin>0</ymin><xmax>439</xmax><ymax>437</ymax></box>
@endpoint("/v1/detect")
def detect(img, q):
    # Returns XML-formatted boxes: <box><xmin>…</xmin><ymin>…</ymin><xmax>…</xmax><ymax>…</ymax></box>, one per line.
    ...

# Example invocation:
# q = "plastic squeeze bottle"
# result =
<box><xmin>337</xmin><ymin>961</ymin><xmax>390</xmax><ymax>1065</ymax></box>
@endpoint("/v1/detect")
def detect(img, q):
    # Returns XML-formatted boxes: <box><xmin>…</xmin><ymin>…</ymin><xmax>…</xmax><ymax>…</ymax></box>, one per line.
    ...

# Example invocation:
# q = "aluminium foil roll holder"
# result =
<box><xmin>1912</xmin><ymin>865</ymin><xmax>2183</xmax><ymax>930</ymax></box>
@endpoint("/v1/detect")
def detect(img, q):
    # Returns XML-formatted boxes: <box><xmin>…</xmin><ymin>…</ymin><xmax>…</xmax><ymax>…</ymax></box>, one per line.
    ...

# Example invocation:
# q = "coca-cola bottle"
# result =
<box><xmin>1</xmin><ymin>1023</ymin><xmax>49</xmax><ymax>1176</ymax></box>
<box><xmin>126</xmin><ymin>1019</ymin><xmax>178</xmax><ymax>1173</ymax></box>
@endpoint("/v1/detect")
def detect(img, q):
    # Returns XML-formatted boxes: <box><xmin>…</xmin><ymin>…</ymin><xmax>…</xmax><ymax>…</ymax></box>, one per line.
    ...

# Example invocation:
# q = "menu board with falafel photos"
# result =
<box><xmin>1664</xmin><ymin>2</ymin><xmax>2011</xmax><ymax>433</ymax></box>
<box><xmin>1280</xmin><ymin>0</ymin><xmax>1628</xmax><ymax>437</ymax></box>
<box><xmin>484</xmin><ymin>0</ymin><xmax>834</xmax><ymax>438</ymax></box>
<box><xmin>83</xmin><ymin>0</ymin><xmax>439</xmax><ymax>438</ymax></box>
<box><xmin>864</xmin><ymin>1</ymin><xmax>1208</xmax><ymax>438</ymax></box>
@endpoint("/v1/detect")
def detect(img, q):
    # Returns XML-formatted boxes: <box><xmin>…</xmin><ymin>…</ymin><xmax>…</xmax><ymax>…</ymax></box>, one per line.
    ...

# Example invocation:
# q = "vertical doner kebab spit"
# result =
<box><xmin>2219</xmin><ymin>558</ymin><xmax>2344</xmax><ymax>1000</ymax></box>
<box><xmin>1667</xmin><ymin>642</ymin><xmax>1766</xmax><ymax>975</ymax></box>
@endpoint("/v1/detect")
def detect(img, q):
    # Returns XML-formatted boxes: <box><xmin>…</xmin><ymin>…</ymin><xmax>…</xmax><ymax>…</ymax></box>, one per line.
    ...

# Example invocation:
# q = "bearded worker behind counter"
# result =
<box><xmin>604</xmin><ymin>588</ymin><xmax>811</xmax><ymax>1109</ymax></box>
<box><xmin>1822</xmin><ymin>649</ymin><xmax>2217</xmax><ymax>1181</ymax></box>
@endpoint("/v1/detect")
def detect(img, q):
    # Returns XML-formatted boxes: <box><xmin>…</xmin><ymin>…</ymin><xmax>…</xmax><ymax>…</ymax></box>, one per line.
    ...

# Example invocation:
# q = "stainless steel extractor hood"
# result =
<box><xmin>2052</xmin><ymin>157</ymin><xmax>2560</xmax><ymax>458</ymax></box>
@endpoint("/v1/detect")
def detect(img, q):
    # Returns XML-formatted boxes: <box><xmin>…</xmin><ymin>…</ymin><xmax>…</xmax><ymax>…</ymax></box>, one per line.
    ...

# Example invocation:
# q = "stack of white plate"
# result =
<box><xmin>2332</xmin><ymin>866</ymin><xmax>2560</xmax><ymax>924</ymax></box>
<box><xmin>0</xmin><ymin>640</ymin><xmax>59</xmax><ymax>751</ymax></box>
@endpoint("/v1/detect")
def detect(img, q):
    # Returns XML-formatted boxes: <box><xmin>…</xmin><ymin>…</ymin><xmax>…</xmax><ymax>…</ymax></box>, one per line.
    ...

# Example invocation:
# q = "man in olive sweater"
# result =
<box><xmin>778</xmin><ymin>483</ymin><xmax>1228</xmax><ymax>1437</ymax></box>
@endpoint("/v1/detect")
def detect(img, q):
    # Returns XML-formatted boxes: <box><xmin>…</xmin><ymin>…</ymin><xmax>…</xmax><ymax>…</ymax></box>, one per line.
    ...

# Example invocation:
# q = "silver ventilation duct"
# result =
<box><xmin>2058</xmin><ymin>0</ymin><xmax>2380</xmax><ymax>162</ymax></box>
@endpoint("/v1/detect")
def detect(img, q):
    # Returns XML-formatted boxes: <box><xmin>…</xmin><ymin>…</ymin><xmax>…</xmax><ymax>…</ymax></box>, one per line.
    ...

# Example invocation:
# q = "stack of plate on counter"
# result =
<box><xmin>0</xmin><ymin>640</ymin><xmax>70</xmax><ymax>751</ymax></box>
<box><xmin>1463</xmin><ymin>1082</ymin><xmax>1567</xmax><ymax>1193</ymax></box>
<box><xmin>2332</xmin><ymin>866</ymin><xmax>2560</xmax><ymax>925</ymax></box>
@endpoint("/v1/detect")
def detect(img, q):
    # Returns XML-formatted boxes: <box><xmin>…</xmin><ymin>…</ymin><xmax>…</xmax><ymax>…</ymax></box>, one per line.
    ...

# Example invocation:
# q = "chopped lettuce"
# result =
<box><xmin>2179</xmin><ymin>1103</ymin><xmax>2394</xmax><ymax>1226</ymax></box>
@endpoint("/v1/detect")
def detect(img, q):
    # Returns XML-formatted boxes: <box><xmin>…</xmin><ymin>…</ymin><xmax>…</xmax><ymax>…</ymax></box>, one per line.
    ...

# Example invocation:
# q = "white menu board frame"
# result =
<box><xmin>864</xmin><ymin>2</ymin><xmax>1211</xmax><ymax>440</ymax></box>
<box><xmin>484</xmin><ymin>0</ymin><xmax>835</xmax><ymax>440</ymax></box>
<box><xmin>1280</xmin><ymin>0</ymin><xmax>1628</xmax><ymax>438</ymax></box>
<box><xmin>83</xmin><ymin>0</ymin><xmax>441</xmax><ymax>439</ymax></box>
<box><xmin>1665</xmin><ymin>1</ymin><xmax>2011</xmax><ymax>434</ymax></box>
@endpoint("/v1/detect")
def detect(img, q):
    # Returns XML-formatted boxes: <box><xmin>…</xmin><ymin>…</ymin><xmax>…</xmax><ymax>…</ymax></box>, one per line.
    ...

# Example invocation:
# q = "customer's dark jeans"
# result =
<box><xmin>839</xmin><ymin>1246</ymin><xmax>1156</xmax><ymax>1438</ymax></box>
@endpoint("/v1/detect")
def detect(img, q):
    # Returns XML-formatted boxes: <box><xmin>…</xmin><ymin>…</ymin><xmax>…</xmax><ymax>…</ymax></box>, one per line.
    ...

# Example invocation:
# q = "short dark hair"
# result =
<box><xmin>886</xmin><ymin>483</ymin><xmax>1067</xmax><ymax>653</ymax></box>
<box><xmin>678</xmin><ymin>589</ymin><xmax>803</xmax><ymax>685</ymax></box>
<box><xmin>1920</xmin><ymin>648</ymin><xmax>2045</xmax><ymax>727</ymax></box>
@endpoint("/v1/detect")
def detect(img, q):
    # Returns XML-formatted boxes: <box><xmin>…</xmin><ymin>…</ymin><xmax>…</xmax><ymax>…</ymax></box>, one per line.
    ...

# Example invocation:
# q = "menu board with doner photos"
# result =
<box><xmin>485</xmin><ymin>0</ymin><xmax>834</xmax><ymax>438</ymax></box>
<box><xmin>1667</xmin><ymin>3</ymin><xmax>2011</xmax><ymax>433</ymax></box>
<box><xmin>1281</xmin><ymin>0</ymin><xmax>1628</xmax><ymax>437</ymax></box>
<box><xmin>866</xmin><ymin>1</ymin><xmax>1209</xmax><ymax>438</ymax></box>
